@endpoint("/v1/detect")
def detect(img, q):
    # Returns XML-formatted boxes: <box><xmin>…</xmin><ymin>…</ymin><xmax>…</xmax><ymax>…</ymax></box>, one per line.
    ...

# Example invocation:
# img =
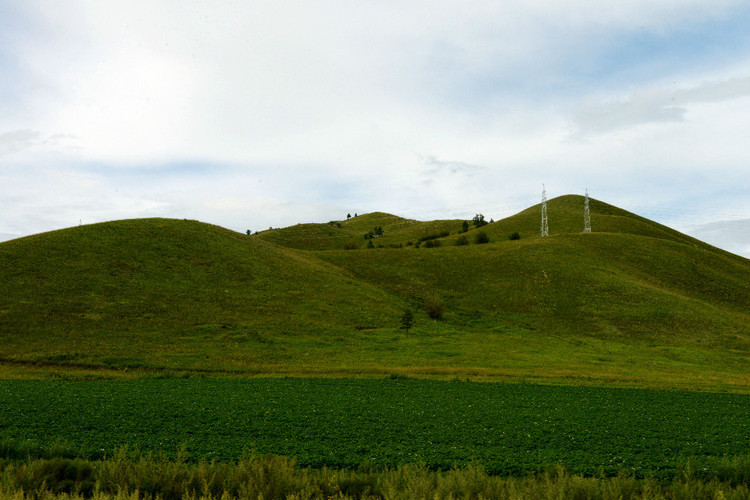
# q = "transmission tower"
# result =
<box><xmin>540</xmin><ymin>184</ymin><xmax>549</xmax><ymax>237</ymax></box>
<box><xmin>583</xmin><ymin>188</ymin><xmax>591</xmax><ymax>233</ymax></box>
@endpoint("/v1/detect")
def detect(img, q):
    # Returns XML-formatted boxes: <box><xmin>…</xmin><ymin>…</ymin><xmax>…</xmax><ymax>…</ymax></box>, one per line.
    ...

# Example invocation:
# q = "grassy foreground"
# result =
<box><xmin>2</xmin><ymin>448</ymin><xmax>750</xmax><ymax>500</ymax></box>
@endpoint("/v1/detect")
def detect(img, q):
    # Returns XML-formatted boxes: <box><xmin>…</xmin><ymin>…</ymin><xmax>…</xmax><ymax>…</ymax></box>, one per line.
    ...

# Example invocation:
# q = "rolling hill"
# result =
<box><xmin>1</xmin><ymin>196</ymin><xmax>748</xmax><ymax>391</ymax></box>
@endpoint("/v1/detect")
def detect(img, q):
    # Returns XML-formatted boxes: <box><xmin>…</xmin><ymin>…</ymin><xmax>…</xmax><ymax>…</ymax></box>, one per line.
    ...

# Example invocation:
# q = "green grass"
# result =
<box><xmin>4</xmin><ymin>450</ymin><xmax>750</xmax><ymax>500</ymax></box>
<box><xmin>255</xmin><ymin>212</ymin><xmax>465</xmax><ymax>251</ymax></box>
<box><xmin>0</xmin><ymin>196</ymin><xmax>748</xmax><ymax>391</ymax></box>
<box><xmin>2</xmin><ymin>378</ymin><xmax>749</xmax><ymax>479</ymax></box>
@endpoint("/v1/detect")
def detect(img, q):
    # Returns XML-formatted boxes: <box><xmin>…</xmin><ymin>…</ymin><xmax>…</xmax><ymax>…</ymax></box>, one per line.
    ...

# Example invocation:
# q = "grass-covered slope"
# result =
<box><xmin>442</xmin><ymin>195</ymin><xmax>719</xmax><ymax>248</ymax></box>
<box><xmin>1</xmin><ymin>197</ymin><xmax>748</xmax><ymax>390</ymax></box>
<box><xmin>0</xmin><ymin>219</ymin><xmax>407</xmax><ymax>374</ymax></box>
<box><xmin>255</xmin><ymin>212</ymin><xmax>465</xmax><ymax>250</ymax></box>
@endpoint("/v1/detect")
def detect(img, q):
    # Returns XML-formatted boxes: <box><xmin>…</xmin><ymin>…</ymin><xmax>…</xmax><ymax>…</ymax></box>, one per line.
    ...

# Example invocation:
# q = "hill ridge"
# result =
<box><xmin>1</xmin><ymin>199</ymin><xmax>748</xmax><ymax>391</ymax></box>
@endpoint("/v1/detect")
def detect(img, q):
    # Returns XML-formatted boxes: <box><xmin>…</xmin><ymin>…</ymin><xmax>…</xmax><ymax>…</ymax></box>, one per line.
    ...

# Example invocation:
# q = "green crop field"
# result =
<box><xmin>1</xmin><ymin>378</ymin><xmax>749</xmax><ymax>479</ymax></box>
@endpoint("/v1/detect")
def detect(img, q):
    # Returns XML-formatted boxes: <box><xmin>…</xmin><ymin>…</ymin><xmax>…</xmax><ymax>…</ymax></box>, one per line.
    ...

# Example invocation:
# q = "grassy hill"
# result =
<box><xmin>255</xmin><ymin>212</ymin><xmax>465</xmax><ymax>250</ymax></box>
<box><xmin>1</xmin><ymin>196</ymin><xmax>748</xmax><ymax>390</ymax></box>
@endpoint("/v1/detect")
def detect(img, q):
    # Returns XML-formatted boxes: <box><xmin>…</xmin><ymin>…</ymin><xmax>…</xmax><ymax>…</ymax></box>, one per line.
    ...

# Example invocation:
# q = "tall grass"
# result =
<box><xmin>2</xmin><ymin>446</ymin><xmax>750</xmax><ymax>499</ymax></box>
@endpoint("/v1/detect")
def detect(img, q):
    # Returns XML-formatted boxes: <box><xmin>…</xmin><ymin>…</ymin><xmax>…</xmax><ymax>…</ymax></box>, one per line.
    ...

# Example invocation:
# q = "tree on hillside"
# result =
<box><xmin>401</xmin><ymin>309</ymin><xmax>414</xmax><ymax>335</ymax></box>
<box><xmin>347</xmin><ymin>213</ymin><xmax>351</xmax><ymax>219</ymax></box>
<box><xmin>473</xmin><ymin>214</ymin><xmax>487</xmax><ymax>227</ymax></box>
<box><xmin>461</xmin><ymin>221</ymin><xmax>469</xmax><ymax>233</ymax></box>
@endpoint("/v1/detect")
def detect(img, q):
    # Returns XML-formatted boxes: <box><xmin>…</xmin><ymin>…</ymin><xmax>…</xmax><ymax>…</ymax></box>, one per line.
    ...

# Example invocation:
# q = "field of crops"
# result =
<box><xmin>1</xmin><ymin>378</ymin><xmax>748</xmax><ymax>478</ymax></box>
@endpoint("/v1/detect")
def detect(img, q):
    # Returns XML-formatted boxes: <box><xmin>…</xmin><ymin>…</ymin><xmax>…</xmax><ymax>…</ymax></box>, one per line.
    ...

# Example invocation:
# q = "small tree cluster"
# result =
<box><xmin>364</xmin><ymin>226</ymin><xmax>384</xmax><ymax>240</ymax></box>
<box><xmin>509</xmin><ymin>232</ymin><xmax>521</xmax><ymax>240</ymax></box>
<box><xmin>473</xmin><ymin>214</ymin><xmax>488</xmax><ymax>228</ymax></box>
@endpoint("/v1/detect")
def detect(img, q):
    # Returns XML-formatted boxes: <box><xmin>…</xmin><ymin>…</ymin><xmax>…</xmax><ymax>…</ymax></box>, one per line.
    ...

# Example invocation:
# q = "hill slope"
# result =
<box><xmin>255</xmin><ymin>211</ymin><xmax>465</xmax><ymax>250</ymax></box>
<box><xmin>1</xmin><ymin>197</ymin><xmax>748</xmax><ymax>390</ymax></box>
<box><xmin>0</xmin><ymin>219</ymin><xmax>407</xmax><ymax>373</ymax></box>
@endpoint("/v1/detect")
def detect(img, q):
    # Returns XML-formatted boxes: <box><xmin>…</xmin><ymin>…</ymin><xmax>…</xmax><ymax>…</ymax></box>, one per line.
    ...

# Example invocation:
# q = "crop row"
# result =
<box><xmin>0</xmin><ymin>378</ymin><xmax>748</xmax><ymax>478</ymax></box>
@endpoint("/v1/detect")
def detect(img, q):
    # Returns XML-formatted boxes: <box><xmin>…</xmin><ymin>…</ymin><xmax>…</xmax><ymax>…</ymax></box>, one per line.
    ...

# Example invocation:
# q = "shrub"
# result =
<box><xmin>461</xmin><ymin>221</ymin><xmax>469</xmax><ymax>233</ymax></box>
<box><xmin>474</xmin><ymin>231</ymin><xmax>490</xmax><ymax>244</ymax></box>
<box><xmin>509</xmin><ymin>232</ymin><xmax>520</xmax><ymax>240</ymax></box>
<box><xmin>419</xmin><ymin>232</ymin><xmax>448</xmax><ymax>242</ymax></box>
<box><xmin>16</xmin><ymin>458</ymin><xmax>95</xmax><ymax>498</ymax></box>
<box><xmin>343</xmin><ymin>241</ymin><xmax>359</xmax><ymax>250</ymax></box>
<box><xmin>423</xmin><ymin>240</ymin><xmax>441</xmax><ymax>248</ymax></box>
<box><xmin>425</xmin><ymin>297</ymin><xmax>444</xmax><ymax>320</ymax></box>
<box><xmin>455</xmin><ymin>235</ymin><xmax>469</xmax><ymax>246</ymax></box>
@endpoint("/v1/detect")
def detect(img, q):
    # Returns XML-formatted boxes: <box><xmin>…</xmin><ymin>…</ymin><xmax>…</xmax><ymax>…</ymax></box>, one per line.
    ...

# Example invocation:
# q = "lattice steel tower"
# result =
<box><xmin>583</xmin><ymin>188</ymin><xmax>591</xmax><ymax>233</ymax></box>
<box><xmin>540</xmin><ymin>184</ymin><xmax>549</xmax><ymax>237</ymax></box>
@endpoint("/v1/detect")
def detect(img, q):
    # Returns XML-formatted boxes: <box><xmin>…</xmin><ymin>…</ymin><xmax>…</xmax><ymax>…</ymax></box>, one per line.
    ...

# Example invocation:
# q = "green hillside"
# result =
<box><xmin>1</xmin><ymin>196</ymin><xmax>748</xmax><ymax>390</ymax></box>
<box><xmin>0</xmin><ymin>219</ymin><xmax>407</xmax><ymax>375</ymax></box>
<box><xmin>256</xmin><ymin>211</ymin><xmax>465</xmax><ymax>250</ymax></box>
<box><xmin>448</xmin><ymin>195</ymin><xmax>708</xmax><ymax>247</ymax></box>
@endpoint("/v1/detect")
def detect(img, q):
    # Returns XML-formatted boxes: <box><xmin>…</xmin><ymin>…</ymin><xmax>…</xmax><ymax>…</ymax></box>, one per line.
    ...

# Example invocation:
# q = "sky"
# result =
<box><xmin>1</xmin><ymin>1</ymin><xmax>749</xmax><ymax>257</ymax></box>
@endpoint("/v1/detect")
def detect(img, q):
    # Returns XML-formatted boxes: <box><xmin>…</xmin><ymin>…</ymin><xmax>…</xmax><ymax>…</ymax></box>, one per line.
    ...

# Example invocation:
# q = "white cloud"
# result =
<box><xmin>571</xmin><ymin>75</ymin><xmax>750</xmax><ymax>136</ymax></box>
<box><xmin>1</xmin><ymin>0</ymin><xmax>749</xmax><ymax>255</ymax></box>
<box><xmin>685</xmin><ymin>219</ymin><xmax>750</xmax><ymax>258</ymax></box>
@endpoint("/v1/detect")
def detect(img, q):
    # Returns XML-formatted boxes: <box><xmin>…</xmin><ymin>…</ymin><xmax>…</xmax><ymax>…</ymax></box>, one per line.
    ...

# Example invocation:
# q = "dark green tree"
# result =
<box><xmin>473</xmin><ymin>214</ymin><xmax>487</xmax><ymax>227</ymax></box>
<box><xmin>475</xmin><ymin>231</ymin><xmax>490</xmax><ymax>244</ymax></box>
<box><xmin>461</xmin><ymin>220</ymin><xmax>469</xmax><ymax>233</ymax></box>
<box><xmin>401</xmin><ymin>309</ymin><xmax>414</xmax><ymax>335</ymax></box>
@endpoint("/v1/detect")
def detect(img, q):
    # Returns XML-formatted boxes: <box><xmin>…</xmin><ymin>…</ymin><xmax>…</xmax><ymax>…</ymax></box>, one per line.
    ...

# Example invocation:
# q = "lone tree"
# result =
<box><xmin>401</xmin><ymin>309</ymin><xmax>414</xmax><ymax>335</ymax></box>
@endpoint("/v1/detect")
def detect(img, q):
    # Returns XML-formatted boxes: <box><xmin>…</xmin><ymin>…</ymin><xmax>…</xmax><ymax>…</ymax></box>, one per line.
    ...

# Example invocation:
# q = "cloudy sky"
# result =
<box><xmin>1</xmin><ymin>1</ymin><xmax>749</xmax><ymax>257</ymax></box>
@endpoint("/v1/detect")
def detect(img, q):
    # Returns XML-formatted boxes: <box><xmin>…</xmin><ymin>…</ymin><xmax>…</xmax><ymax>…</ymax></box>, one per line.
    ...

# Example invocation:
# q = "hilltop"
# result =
<box><xmin>1</xmin><ymin>195</ymin><xmax>748</xmax><ymax>391</ymax></box>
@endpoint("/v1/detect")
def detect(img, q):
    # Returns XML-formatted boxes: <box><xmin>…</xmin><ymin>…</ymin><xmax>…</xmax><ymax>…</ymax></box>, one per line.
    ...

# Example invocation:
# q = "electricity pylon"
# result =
<box><xmin>583</xmin><ymin>189</ymin><xmax>591</xmax><ymax>233</ymax></box>
<box><xmin>540</xmin><ymin>184</ymin><xmax>549</xmax><ymax>237</ymax></box>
